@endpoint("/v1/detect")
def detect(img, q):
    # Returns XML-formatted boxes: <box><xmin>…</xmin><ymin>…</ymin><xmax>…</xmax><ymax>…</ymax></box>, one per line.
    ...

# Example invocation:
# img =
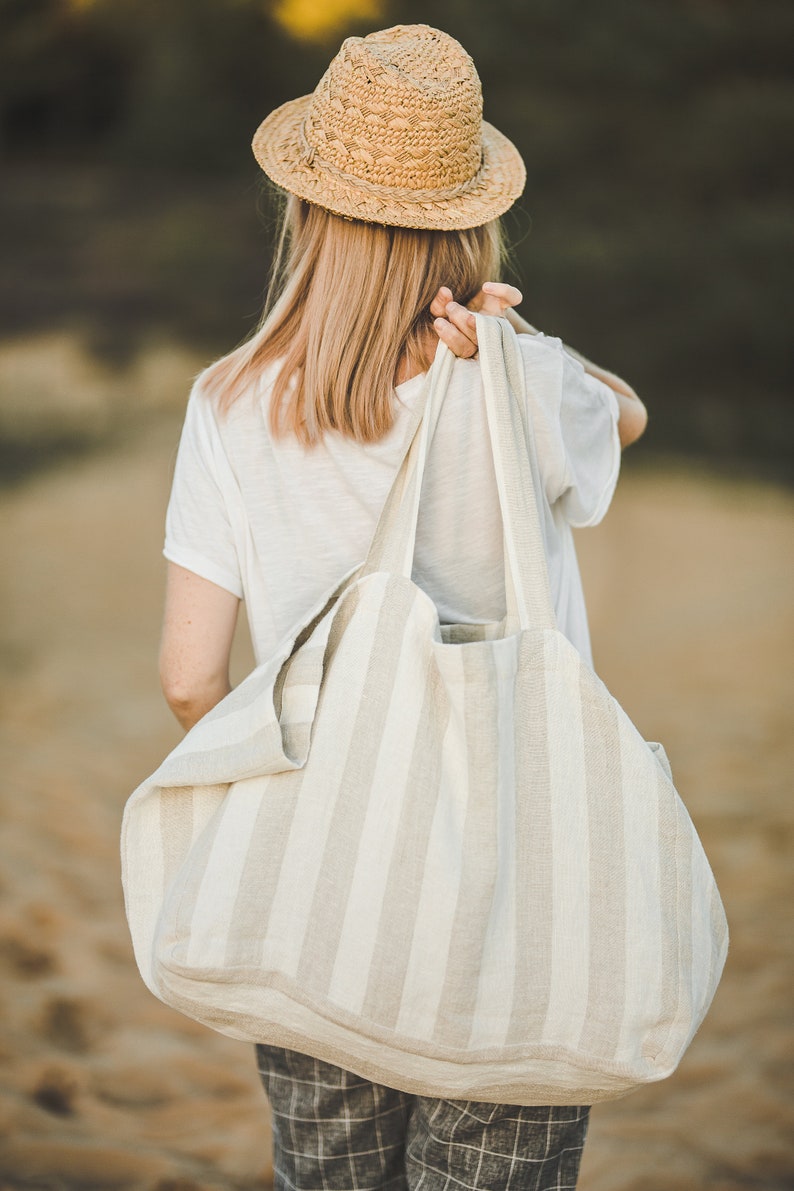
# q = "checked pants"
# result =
<box><xmin>256</xmin><ymin>1046</ymin><xmax>589</xmax><ymax>1191</ymax></box>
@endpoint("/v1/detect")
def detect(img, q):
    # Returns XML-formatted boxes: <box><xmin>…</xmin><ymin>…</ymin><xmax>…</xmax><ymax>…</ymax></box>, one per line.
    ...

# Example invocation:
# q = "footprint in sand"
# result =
<box><xmin>31</xmin><ymin>1064</ymin><xmax>80</xmax><ymax>1117</ymax></box>
<box><xmin>39</xmin><ymin>995</ymin><xmax>101</xmax><ymax>1054</ymax></box>
<box><xmin>0</xmin><ymin>929</ymin><xmax>56</xmax><ymax>978</ymax></box>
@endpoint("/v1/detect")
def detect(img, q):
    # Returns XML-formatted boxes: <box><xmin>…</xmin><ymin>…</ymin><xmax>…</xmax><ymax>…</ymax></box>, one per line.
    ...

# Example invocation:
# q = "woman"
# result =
<box><xmin>159</xmin><ymin>24</ymin><xmax>646</xmax><ymax>1190</ymax></box>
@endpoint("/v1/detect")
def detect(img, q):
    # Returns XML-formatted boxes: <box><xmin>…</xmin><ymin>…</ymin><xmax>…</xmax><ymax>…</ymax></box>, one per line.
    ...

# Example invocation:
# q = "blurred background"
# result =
<box><xmin>1</xmin><ymin>0</ymin><xmax>793</xmax><ymax>480</ymax></box>
<box><xmin>0</xmin><ymin>2</ymin><xmax>792</xmax><ymax>1189</ymax></box>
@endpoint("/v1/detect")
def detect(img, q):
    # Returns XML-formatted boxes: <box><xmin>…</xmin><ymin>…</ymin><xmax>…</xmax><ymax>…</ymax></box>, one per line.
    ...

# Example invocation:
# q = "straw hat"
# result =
<box><xmin>252</xmin><ymin>24</ymin><xmax>525</xmax><ymax>231</ymax></box>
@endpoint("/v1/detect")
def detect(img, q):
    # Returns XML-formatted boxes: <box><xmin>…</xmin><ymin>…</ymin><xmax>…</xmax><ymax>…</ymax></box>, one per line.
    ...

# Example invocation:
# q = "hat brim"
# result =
<box><xmin>252</xmin><ymin>95</ymin><xmax>525</xmax><ymax>231</ymax></box>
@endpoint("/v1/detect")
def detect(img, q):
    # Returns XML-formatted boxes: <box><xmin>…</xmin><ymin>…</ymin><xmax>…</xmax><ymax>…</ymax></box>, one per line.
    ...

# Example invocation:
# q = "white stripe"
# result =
<box><xmin>262</xmin><ymin>580</ymin><xmax>388</xmax><ymax>977</ymax></box>
<box><xmin>395</xmin><ymin>646</ymin><xmax>469</xmax><ymax>1041</ymax></box>
<box><xmin>541</xmin><ymin>640</ymin><xmax>590</xmax><ymax>1046</ymax></box>
<box><xmin>468</xmin><ymin>645</ymin><xmax>518</xmax><ymax>1048</ymax></box>
<box><xmin>614</xmin><ymin>720</ymin><xmax>662</xmax><ymax>1063</ymax></box>
<box><xmin>326</xmin><ymin>595</ymin><xmax>433</xmax><ymax>1012</ymax></box>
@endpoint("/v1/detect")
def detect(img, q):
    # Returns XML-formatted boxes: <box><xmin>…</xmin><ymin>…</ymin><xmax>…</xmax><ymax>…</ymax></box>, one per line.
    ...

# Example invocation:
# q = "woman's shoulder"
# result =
<box><xmin>503</xmin><ymin>330</ymin><xmax>569</xmax><ymax>416</ymax></box>
<box><xmin>513</xmin><ymin>329</ymin><xmax>616</xmax><ymax>413</ymax></box>
<box><xmin>189</xmin><ymin>359</ymin><xmax>285</xmax><ymax>431</ymax></box>
<box><xmin>515</xmin><ymin>328</ymin><xmax>569</xmax><ymax>366</ymax></box>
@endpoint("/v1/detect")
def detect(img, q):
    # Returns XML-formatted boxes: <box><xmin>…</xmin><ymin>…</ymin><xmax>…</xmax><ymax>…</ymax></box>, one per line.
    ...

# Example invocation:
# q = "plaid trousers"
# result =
<box><xmin>255</xmin><ymin>1046</ymin><xmax>589</xmax><ymax>1191</ymax></box>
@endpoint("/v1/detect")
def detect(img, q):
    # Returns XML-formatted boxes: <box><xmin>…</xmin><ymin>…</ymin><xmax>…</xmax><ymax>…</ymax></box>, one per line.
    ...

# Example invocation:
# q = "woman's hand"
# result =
<box><xmin>430</xmin><ymin>283</ymin><xmax>523</xmax><ymax>358</ymax></box>
<box><xmin>429</xmin><ymin>281</ymin><xmax>647</xmax><ymax>449</ymax></box>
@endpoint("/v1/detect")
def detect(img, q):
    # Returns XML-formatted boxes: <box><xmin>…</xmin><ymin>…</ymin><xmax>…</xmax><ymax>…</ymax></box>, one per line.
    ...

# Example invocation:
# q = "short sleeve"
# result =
<box><xmin>519</xmin><ymin>334</ymin><xmax>621</xmax><ymax>528</ymax></box>
<box><xmin>163</xmin><ymin>382</ymin><xmax>244</xmax><ymax>598</ymax></box>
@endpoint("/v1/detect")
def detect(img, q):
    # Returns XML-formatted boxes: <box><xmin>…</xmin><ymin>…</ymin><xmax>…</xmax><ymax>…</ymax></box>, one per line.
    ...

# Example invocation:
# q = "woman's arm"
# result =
<box><xmin>431</xmin><ymin>285</ymin><xmax>648</xmax><ymax>449</ymax></box>
<box><xmin>503</xmin><ymin>306</ymin><xmax>648</xmax><ymax>449</ymax></box>
<box><xmin>159</xmin><ymin>563</ymin><xmax>240</xmax><ymax>731</ymax></box>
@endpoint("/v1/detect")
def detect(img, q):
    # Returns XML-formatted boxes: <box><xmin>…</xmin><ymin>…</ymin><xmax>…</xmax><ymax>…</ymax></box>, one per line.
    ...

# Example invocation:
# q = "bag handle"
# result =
<box><xmin>476</xmin><ymin>314</ymin><xmax>556</xmax><ymax>631</ymax></box>
<box><xmin>361</xmin><ymin>343</ymin><xmax>455</xmax><ymax>579</ymax></box>
<box><xmin>362</xmin><ymin>316</ymin><xmax>556</xmax><ymax>633</ymax></box>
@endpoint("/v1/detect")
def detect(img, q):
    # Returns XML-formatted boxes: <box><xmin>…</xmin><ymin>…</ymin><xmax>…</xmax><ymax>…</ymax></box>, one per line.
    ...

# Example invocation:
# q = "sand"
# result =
<box><xmin>0</xmin><ymin>418</ymin><xmax>792</xmax><ymax>1190</ymax></box>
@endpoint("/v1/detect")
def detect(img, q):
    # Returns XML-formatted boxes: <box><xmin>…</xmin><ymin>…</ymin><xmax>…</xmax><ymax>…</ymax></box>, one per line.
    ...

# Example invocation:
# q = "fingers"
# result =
<box><xmin>433</xmin><ymin>297</ymin><xmax>480</xmax><ymax>358</ymax></box>
<box><xmin>446</xmin><ymin>300</ymin><xmax>477</xmax><ymax>338</ymax></box>
<box><xmin>429</xmin><ymin>283</ymin><xmax>523</xmax><ymax>359</ymax></box>
<box><xmin>484</xmin><ymin>282</ymin><xmax>523</xmax><ymax>306</ymax></box>
<box><xmin>429</xmin><ymin>287</ymin><xmax>454</xmax><ymax>319</ymax></box>
<box><xmin>433</xmin><ymin>313</ymin><xmax>478</xmax><ymax>358</ymax></box>
<box><xmin>468</xmin><ymin>282</ymin><xmax>523</xmax><ymax>315</ymax></box>
<box><xmin>432</xmin><ymin>282</ymin><xmax>522</xmax><ymax>317</ymax></box>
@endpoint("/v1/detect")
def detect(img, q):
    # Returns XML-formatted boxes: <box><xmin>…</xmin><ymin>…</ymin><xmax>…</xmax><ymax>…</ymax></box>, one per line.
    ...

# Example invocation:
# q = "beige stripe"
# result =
<box><xmin>323</xmin><ymin>581</ymin><xmax>363</xmax><ymax>671</ymax></box>
<box><xmin>223</xmin><ymin>585</ymin><xmax>364</xmax><ymax>976</ymax></box>
<box><xmin>184</xmin><ymin>776</ymin><xmax>269</xmax><ymax>968</ymax></box>
<box><xmin>221</xmin><ymin>769</ymin><xmax>305</xmax><ymax>970</ymax></box>
<box><xmin>466</xmin><ymin>638</ymin><xmax>519</xmax><ymax>1050</ymax></box>
<box><xmin>261</xmin><ymin>581</ymin><xmax>385</xmax><ymax>978</ymax></box>
<box><xmin>577</xmin><ymin>672</ymin><xmax>626</xmax><ymax>1060</ymax></box>
<box><xmin>541</xmin><ymin>635</ymin><xmax>591</xmax><ymax>1046</ymax></box>
<box><xmin>641</xmin><ymin>765</ymin><xmax>682</xmax><ymax>1062</ymax></box>
<box><xmin>503</xmin><ymin>630</ymin><xmax>553</xmax><ymax>1047</ymax></box>
<box><xmin>158</xmin><ymin>788</ymin><xmax>224</xmax><ymax>962</ymax></box>
<box><xmin>278</xmin><ymin>640</ymin><xmax>324</xmax><ymax>692</ymax></box>
<box><xmin>326</xmin><ymin>594</ymin><xmax>438</xmax><ymax>1014</ymax></box>
<box><xmin>688</xmin><ymin>827</ymin><xmax>715</xmax><ymax>1028</ymax></box>
<box><xmin>432</xmin><ymin>644</ymin><xmax>501</xmax><ymax>1049</ymax></box>
<box><xmin>666</xmin><ymin>795</ymin><xmax>695</xmax><ymax>1051</ymax></box>
<box><xmin>295</xmin><ymin>578</ymin><xmax>421</xmax><ymax>999</ymax></box>
<box><xmin>675</xmin><ymin>802</ymin><xmax>696</xmax><ymax>1031</ymax></box>
<box><xmin>178</xmin><ymin>721</ymin><xmax>286</xmax><ymax>783</ymax></box>
<box><xmin>157</xmin><ymin>783</ymin><xmax>227</xmax><ymax>964</ymax></box>
<box><xmin>394</xmin><ymin>645</ymin><xmax>469</xmax><ymax>1040</ymax></box>
<box><xmin>357</xmin><ymin>658</ymin><xmax>448</xmax><ymax>1028</ymax></box>
<box><xmin>177</xmin><ymin>662</ymin><xmax>286</xmax><ymax>755</ymax></box>
<box><xmin>614</xmin><ymin>721</ymin><xmax>662</xmax><ymax>1064</ymax></box>
<box><xmin>440</xmin><ymin>623</ymin><xmax>491</xmax><ymax>644</ymax></box>
<box><xmin>707</xmin><ymin>880</ymin><xmax>729</xmax><ymax>1004</ymax></box>
<box><xmin>159</xmin><ymin>785</ymin><xmax>193</xmax><ymax>892</ymax></box>
<box><xmin>124</xmin><ymin>792</ymin><xmax>168</xmax><ymax>990</ymax></box>
<box><xmin>278</xmin><ymin>643</ymin><xmax>326</xmax><ymax>762</ymax></box>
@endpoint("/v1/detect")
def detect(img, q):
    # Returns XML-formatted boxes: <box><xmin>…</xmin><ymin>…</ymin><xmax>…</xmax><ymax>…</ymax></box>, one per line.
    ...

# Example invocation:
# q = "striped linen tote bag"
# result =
<box><xmin>121</xmin><ymin>315</ymin><xmax>728</xmax><ymax>1105</ymax></box>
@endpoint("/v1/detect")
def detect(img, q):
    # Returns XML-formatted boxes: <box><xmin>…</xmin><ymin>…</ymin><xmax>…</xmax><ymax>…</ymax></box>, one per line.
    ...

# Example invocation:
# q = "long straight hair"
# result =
<box><xmin>203</xmin><ymin>195</ymin><xmax>505</xmax><ymax>445</ymax></box>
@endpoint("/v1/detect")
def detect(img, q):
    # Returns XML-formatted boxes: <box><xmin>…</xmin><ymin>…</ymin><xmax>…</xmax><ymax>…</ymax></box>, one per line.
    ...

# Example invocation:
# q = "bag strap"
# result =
<box><xmin>361</xmin><ymin>316</ymin><xmax>556</xmax><ymax>633</ymax></box>
<box><xmin>476</xmin><ymin>314</ymin><xmax>556</xmax><ymax>632</ymax></box>
<box><xmin>361</xmin><ymin>343</ymin><xmax>455</xmax><ymax>578</ymax></box>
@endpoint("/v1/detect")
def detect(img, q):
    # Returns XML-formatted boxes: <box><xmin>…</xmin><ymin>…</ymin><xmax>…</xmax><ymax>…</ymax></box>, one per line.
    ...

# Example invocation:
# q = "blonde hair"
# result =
<box><xmin>202</xmin><ymin>196</ymin><xmax>505</xmax><ymax>445</ymax></box>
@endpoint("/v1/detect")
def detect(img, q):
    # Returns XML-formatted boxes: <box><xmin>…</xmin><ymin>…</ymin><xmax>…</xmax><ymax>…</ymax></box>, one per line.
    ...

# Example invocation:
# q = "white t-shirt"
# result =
<box><xmin>164</xmin><ymin>332</ymin><xmax>620</xmax><ymax>669</ymax></box>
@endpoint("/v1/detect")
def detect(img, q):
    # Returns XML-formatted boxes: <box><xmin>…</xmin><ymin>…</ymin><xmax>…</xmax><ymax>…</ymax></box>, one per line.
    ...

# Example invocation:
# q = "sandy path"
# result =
<box><xmin>0</xmin><ymin>424</ymin><xmax>792</xmax><ymax>1190</ymax></box>
<box><xmin>575</xmin><ymin>471</ymin><xmax>794</xmax><ymax>1191</ymax></box>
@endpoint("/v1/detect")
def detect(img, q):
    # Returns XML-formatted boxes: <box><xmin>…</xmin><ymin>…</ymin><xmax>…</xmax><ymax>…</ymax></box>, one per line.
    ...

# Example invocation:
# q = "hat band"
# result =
<box><xmin>299</xmin><ymin>120</ymin><xmax>486</xmax><ymax>203</ymax></box>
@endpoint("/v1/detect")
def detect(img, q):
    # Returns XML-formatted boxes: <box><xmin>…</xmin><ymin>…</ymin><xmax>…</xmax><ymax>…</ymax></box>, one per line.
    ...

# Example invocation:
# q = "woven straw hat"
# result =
<box><xmin>251</xmin><ymin>24</ymin><xmax>525</xmax><ymax>230</ymax></box>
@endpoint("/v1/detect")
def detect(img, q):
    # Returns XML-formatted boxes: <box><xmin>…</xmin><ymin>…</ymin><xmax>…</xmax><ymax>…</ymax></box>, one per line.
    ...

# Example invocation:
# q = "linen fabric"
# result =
<box><xmin>121</xmin><ymin>317</ymin><xmax>728</xmax><ymax>1105</ymax></box>
<box><xmin>255</xmin><ymin>1045</ymin><xmax>590</xmax><ymax>1191</ymax></box>
<box><xmin>164</xmin><ymin>331</ymin><xmax>621</xmax><ymax>669</ymax></box>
